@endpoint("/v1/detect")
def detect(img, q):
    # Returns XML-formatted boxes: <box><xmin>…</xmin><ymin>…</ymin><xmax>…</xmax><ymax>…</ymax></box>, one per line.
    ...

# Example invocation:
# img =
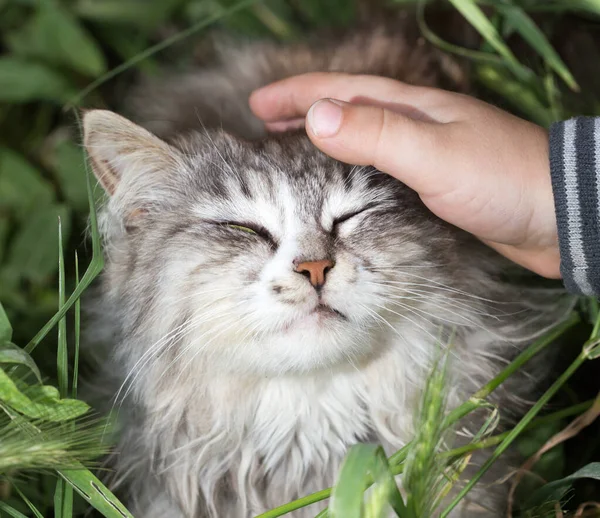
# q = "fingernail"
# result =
<box><xmin>307</xmin><ymin>99</ymin><xmax>344</xmax><ymax>137</ymax></box>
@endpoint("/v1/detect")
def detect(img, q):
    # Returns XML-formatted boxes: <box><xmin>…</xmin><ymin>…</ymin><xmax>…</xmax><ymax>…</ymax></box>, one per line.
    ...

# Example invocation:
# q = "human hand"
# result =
<box><xmin>249</xmin><ymin>73</ymin><xmax>560</xmax><ymax>279</ymax></box>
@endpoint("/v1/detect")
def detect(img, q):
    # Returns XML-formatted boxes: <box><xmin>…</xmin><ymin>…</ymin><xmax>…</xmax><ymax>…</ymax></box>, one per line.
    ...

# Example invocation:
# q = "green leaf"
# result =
<box><xmin>573</xmin><ymin>0</ymin><xmax>600</xmax><ymax>15</ymax></box>
<box><xmin>525</xmin><ymin>462</ymin><xmax>600</xmax><ymax>508</ymax></box>
<box><xmin>5</xmin><ymin>204</ymin><xmax>71</xmax><ymax>284</ymax></box>
<box><xmin>76</xmin><ymin>0</ymin><xmax>184</xmax><ymax>32</ymax></box>
<box><xmin>8</xmin><ymin>2</ymin><xmax>106</xmax><ymax>77</ymax></box>
<box><xmin>0</xmin><ymin>58</ymin><xmax>75</xmax><ymax>103</ymax></box>
<box><xmin>497</xmin><ymin>4</ymin><xmax>579</xmax><ymax>91</ymax></box>
<box><xmin>0</xmin><ymin>342</ymin><xmax>42</xmax><ymax>382</ymax></box>
<box><xmin>0</xmin><ymin>301</ymin><xmax>12</xmax><ymax>344</ymax></box>
<box><xmin>47</xmin><ymin>139</ymin><xmax>90</xmax><ymax>213</ymax></box>
<box><xmin>0</xmin><ymin>148</ymin><xmax>55</xmax><ymax>222</ymax></box>
<box><xmin>59</xmin><ymin>467</ymin><xmax>134</xmax><ymax>518</ymax></box>
<box><xmin>447</xmin><ymin>0</ymin><xmax>532</xmax><ymax>82</ymax></box>
<box><xmin>75</xmin><ymin>0</ymin><xmax>159</xmax><ymax>25</ymax></box>
<box><xmin>0</xmin><ymin>368</ymin><xmax>89</xmax><ymax>421</ymax></box>
<box><xmin>286</xmin><ymin>0</ymin><xmax>355</xmax><ymax>27</ymax></box>
<box><xmin>92</xmin><ymin>26</ymin><xmax>155</xmax><ymax>72</ymax></box>
<box><xmin>68</xmin><ymin>0</ymin><xmax>259</xmax><ymax>106</ymax></box>
<box><xmin>330</xmin><ymin>444</ymin><xmax>407</xmax><ymax>518</ymax></box>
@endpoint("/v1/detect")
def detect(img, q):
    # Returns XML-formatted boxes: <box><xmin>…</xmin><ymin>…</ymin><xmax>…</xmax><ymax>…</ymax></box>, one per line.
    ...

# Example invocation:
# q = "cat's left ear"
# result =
<box><xmin>83</xmin><ymin>109</ymin><xmax>180</xmax><ymax>196</ymax></box>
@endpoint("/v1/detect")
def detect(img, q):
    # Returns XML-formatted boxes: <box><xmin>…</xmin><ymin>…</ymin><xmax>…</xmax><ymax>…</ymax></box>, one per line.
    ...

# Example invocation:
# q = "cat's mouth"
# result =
<box><xmin>314</xmin><ymin>304</ymin><xmax>346</xmax><ymax>320</ymax></box>
<box><xmin>281</xmin><ymin>303</ymin><xmax>346</xmax><ymax>333</ymax></box>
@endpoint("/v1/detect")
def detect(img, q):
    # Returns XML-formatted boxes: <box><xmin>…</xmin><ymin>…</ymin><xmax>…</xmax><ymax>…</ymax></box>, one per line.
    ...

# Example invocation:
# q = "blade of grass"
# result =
<box><xmin>447</xmin><ymin>0</ymin><xmax>532</xmax><ymax>82</ymax></box>
<box><xmin>543</xmin><ymin>66</ymin><xmax>563</xmax><ymax>123</ymax></box>
<box><xmin>54</xmin><ymin>478</ymin><xmax>73</xmax><ymax>518</ymax></box>
<box><xmin>0</xmin><ymin>343</ymin><xmax>42</xmax><ymax>382</ymax></box>
<box><xmin>67</xmin><ymin>0</ymin><xmax>260</xmax><ymax>107</ymax></box>
<box><xmin>390</xmin><ymin>310</ymin><xmax>580</xmax><ymax>467</ymax></box>
<box><xmin>440</xmin><ymin>399</ymin><xmax>595</xmax><ymax>461</ymax></box>
<box><xmin>486</xmin><ymin>0</ymin><xmax>598</xmax><ymax>14</ymax></box>
<box><xmin>266</xmin><ymin>395</ymin><xmax>590</xmax><ymax>518</ymax></box>
<box><xmin>445</xmin><ymin>312</ymin><xmax>580</xmax><ymax>427</ymax></box>
<box><xmin>0</xmin><ymin>404</ymin><xmax>124</xmax><ymax>515</ymax></box>
<box><xmin>72</xmin><ymin>252</ymin><xmax>80</xmax><ymax>399</ymax></box>
<box><xmin>0</xmin><ymin>501</ymin><xmax>29</xmax><ymax>518</ymax></box>
<box><xmin>13</xmin><ymin>484</ymin><xmax>44</xmax><ymax>518</ymax></box>
<box><xmin>497</xmin><ymin>3</ymin><xmax>579</xmax><ymax>91</ymax></box>
<box><xmin>257</xmin><ymin>313</ymin><xmax>581</xmax><ymax>518</ymax></box>
<box><xmin>56</xmin><ymin>216</ymin><xmax>68</xmax><ymax>397</ymax></box>
<box><xmin>330</xmin><ymin>444</ymin><xmax>379</xmax><ymax>518</ymax></box>
<box><xmin>251</xmin><ymin>3</ymin><xmax>295</xmax><ymax>40</ymax></box>
<box><xmin>367</xmin><ymin>449</ymin><xmax>408</xmax><ymax>518</ymax></box>
<box><xmin>416</xmin><ymin>1</ymin><xmax>549</xmax><ymax>126</ymax></box>
<box><xmin>507</xmin><ymin>391</ymin><xmax>600</xmax><ymax>515</ymax></box>
<box><xmin>440</xmin><ymin>316</ymin><xmax>599</xmax><ymax>517</ymax></box>
<box><xmin>58</xmin><ymin>466</ymin><xmax>134</xmax><ymax>518</ymax></box>
<box><xmin>476</xmin><ymin>63</ymin><xmax>554</xmax><ymax>128</ymax></box>
<box><xmin>0</xmin><ymin>301</ymin><xmax>11</xmax><ymax>343</ymax></box>
<box><xmin>416</xmin><ymin>0</ymin><xmax>507</xmax><ymax>65</ymax></box>
<box><xmin>257</xmin><ymin>488</ymin><xmax>333</xmax><ymax>518</ymax></box>
<box><xmin>403</xmin><ymin>354</ymin><xmax>448</xmax><ymax>517</ymax></box>
<box><xmin>53</xmin><ymin>173</ymin><xmax>74</xmax><ymax>518</ymax></box>
<box><xmin>330</xmin><ymin>444</ymin><xmax>408</xmax><ymax>518</ymax></box>
<box><xmin>25</xmin><ymin>126</ymin><xmax>104</xmax><ymax>354</ymax></box>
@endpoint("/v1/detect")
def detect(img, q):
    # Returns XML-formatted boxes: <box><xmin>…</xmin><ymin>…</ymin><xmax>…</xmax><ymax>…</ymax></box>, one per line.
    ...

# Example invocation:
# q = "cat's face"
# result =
<box><xmin>85</xmin><ymin>110</ymin><xmax>479</xmax><ymax>376</ymax></box>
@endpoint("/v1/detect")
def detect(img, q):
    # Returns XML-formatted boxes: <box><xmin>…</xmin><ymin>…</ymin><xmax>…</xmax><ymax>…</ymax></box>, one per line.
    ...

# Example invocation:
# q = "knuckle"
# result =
<box><xmin>372</xmin><ymin>108</ymin><xmax>400</xmax><ymax>171</ymax></box>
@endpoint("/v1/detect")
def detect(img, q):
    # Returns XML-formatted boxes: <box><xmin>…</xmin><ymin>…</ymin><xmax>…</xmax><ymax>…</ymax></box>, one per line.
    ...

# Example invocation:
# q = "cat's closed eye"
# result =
<box><xmin>223</xmin><ymin>222</ymin><xmax>277</xmax><ymax>247</ymax></box>
<box><xmin>332</xmin><ymin>204</ymin><xmax>376</xmax><ymax>228</ymax></box>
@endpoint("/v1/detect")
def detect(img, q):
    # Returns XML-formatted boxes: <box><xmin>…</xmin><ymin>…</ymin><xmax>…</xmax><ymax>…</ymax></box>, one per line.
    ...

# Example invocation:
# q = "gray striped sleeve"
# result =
<box><xmin>549</xmin><ymin>116</ymin><xmax>600</xmax><ymax>295</ymax></box>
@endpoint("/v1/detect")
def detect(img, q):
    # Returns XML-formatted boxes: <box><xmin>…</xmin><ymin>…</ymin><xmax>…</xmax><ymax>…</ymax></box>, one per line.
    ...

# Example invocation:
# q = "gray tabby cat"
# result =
<box><xmin>83</xmin><ymin>19</ymin><xmax>572</xmax><ymax>518</ymax></box>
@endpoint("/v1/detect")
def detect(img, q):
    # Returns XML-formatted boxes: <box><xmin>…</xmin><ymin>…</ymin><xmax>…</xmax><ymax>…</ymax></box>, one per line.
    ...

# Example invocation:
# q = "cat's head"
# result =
<box><xmin>84</xmin><ymin>110</ymin><xmax>495</xmax><ymax>376</ymax></box>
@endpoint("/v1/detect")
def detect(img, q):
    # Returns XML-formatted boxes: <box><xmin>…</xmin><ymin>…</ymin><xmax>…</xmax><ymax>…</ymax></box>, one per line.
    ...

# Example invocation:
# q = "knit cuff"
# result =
<box><xmin>549</xmin><ymin>117</ymin><xmax>600</xmax><ymax>296</ymax></box>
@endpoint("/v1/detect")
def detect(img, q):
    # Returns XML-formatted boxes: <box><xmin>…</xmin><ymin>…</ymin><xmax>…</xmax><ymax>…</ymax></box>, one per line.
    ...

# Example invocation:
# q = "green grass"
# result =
<box><xmin>1</xmin><ymin>0</ymin><xmax>600</xmax><ymax>516</ymax></box>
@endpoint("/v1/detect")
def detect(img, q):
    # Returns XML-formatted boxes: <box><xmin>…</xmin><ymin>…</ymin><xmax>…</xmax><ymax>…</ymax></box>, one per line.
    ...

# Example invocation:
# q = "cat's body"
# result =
<box><xmin>84</xmin><ymin>17</ymin><xmax>572</xmax><ymax>518</ymax></box>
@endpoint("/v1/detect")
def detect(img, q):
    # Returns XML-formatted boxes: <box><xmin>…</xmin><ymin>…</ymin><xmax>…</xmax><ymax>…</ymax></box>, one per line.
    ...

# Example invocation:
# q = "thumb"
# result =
<box><xmin>305</xmin><ymin>99</ymin><xmax>450</xmax><ymax>196</ymax></box>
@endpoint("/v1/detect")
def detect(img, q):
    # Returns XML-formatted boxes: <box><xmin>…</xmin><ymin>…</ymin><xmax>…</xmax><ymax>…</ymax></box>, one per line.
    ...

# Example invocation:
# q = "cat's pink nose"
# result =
<box><xmin>295</xmin><ymin>260</ymin><xmax>334</xmax><ymax>288</ymax></box>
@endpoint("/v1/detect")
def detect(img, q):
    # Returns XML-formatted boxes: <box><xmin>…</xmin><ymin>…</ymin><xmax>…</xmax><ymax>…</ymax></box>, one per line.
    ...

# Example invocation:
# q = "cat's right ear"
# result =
<box><xmin>83</xmin><ymin>109</ymin><xmax>179</xmax><ymax>196</ymax></box>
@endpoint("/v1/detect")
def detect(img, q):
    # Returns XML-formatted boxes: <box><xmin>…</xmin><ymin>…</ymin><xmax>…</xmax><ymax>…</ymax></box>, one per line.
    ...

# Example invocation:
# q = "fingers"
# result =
<box><xmin>265</xmin><ymin>119</ymin><xmax>305</xmax><ymax>132</ymax></box>
<box><xmin>484</xmin><ymin>241</ymin><xmax>561</xmax><ymax>279</ymax></box>
<box><xmin>249</xmin><ymin>72</ymin><xmax>447</xmax><ymax>123</ymax></box>
<box><xmin>303</xmin><ymin>98</ymin><xmax>453</xmax><ymax>197</ymax></box>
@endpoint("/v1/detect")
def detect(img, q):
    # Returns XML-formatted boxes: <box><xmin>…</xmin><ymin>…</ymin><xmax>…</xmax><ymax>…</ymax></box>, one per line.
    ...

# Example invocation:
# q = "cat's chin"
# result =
<box><xmin>224</xmin><ymin>315</ymin><xmax>375</xmax><ymax>376</ymax></box>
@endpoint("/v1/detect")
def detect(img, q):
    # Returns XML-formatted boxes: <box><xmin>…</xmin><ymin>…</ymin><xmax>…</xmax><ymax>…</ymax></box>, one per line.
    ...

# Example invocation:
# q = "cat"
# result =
<box><xmin>83</xmin><ymin>16</ymin><xmax>573</xmax><ymax>518</ymax></box>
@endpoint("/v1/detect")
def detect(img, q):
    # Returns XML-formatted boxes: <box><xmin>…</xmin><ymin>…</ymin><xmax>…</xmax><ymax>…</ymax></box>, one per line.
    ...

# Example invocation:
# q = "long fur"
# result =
<box><xmin>83</xmin><ymin>18</ymin><xmax>574</xmax><ymax>518</ymax></box>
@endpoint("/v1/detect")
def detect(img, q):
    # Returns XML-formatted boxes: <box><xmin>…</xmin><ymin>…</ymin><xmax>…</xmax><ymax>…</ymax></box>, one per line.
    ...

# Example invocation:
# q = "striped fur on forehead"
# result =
<box><xmin>143</xmin><ymin>130</ymin><xmax>400</xmax><ymax>235</ymax></box>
